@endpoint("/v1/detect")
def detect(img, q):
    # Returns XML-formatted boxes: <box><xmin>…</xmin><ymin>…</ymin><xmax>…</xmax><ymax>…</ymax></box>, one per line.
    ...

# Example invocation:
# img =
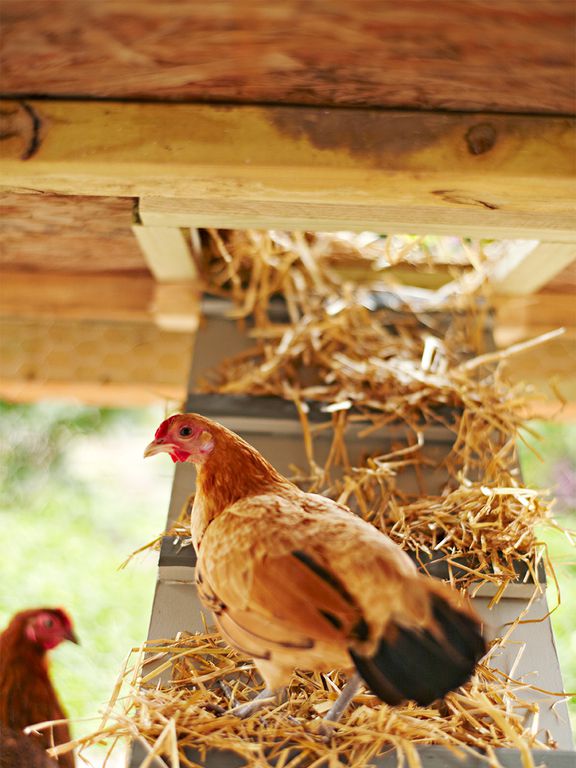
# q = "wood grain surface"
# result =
<box><xmin>0</xmin><ymin>193</ymin><xmax>146</xmax><ymax>273</ymax></box>
<box><xmin>1</xmin><ymin>101</ymin><xmax>574</xmax><ymax>237</ymax></box>
<box><xmin>1</xmin><ymin>1</ymin><xmax>574</xmax><ymax>114</ymax></box>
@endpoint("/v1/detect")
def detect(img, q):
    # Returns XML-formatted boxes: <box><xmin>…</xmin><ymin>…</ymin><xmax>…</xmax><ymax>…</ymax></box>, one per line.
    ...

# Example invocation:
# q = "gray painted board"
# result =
<box><xmin>130</xmin><ymin>740</ymin><xmax>575</xmax><ymax>767</ymax></box>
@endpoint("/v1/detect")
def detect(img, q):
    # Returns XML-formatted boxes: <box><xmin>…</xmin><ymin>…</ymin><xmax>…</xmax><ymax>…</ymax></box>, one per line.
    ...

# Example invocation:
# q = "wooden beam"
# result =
<box><xmin>502</xmin><ymin>334</ymin><xmax>576</xmax><ymax>421</ymax></box>
<box><xmin>0</xmin><ymin>380</ymin><xmax>187</xmax><ymax>408</ymax></box>
<box><xmin>0</xmin><ymin>192</ymin><xmax>146</xmax><ymax>272</ymax></box>
<box><xmin>541</xmin><ymin>256</ymin><xmax>576</xmax><ymax>295</ymax></box>
<box><xmin>488</xmin><ymin>241</ymin><xmax>576</xmax><ymax>295</ymax></box>
<box><xmin>492</xmin><ymin>291</ymin><xmax>576</xmax><ymax>418</ymax></box>
<box><xmin>0</xmin><ymin>269</ymin><xmax>202</xmax><ymax>333</ymax></box>
<box><xmin>0</xmin><ymin>271</ymin><xmax>155</xmax><ymax>321</ymax></box>
<box><xmin>1</xmin><ymin>100</ymin><xmax>574</xmax><ymax>241</ymax></box>
<box><xmin>1</xmin><ymin>1</ymin><xmax>574</xmax><ymax>115</ymax></box>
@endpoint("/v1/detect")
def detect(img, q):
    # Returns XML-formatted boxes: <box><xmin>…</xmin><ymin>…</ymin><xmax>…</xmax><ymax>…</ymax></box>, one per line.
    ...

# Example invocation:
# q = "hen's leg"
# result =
<box><xmin>322</xmin><ymin>673</ymin><xmax>362</xmax><ymax>726</ymax></box>
<box><xmin>230</xmin><ymin>687</ymin><xmax>285</xmax><ymax>718</ymax></box>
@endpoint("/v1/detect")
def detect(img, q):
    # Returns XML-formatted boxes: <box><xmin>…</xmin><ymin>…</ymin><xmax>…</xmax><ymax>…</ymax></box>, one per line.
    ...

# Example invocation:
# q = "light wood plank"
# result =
<box><xmin>139</xmin><ymin>197</ymin><xmax>576</xmax><ymax>242</ymax></box>
<box><xmin>492</xmin><ymin>293</ymin><xmax>576</xmax><ymax>417</ymax></box>
<box><xmin>0</xmin><ymin>269</ymin><xmax>201</xmax><ymax>332</ymax></box>
<box><xmin>503</xmin><ymin>337</ymin><xmax>576</xmax><ymax>421</ymax></box>
<box><xmin>0</xmin><ymin>270</ymin><xmax>155</xmax><ymax>321</ymax></box>
<box><xmin>542</xmin><ymin>258</ymin><xmax>576</xmax><ymax>295</ymax></box>
<box><xmin>0</xmin><ymin>100</ymin><xmax>574</xmax><ymax>242</ymax></box>
<box><xmin>488</xmin><ymin>241</ymin><xmax>576</xmax><ymax>294</ymax></box>
<box><xmin>132</xmin><ymin>224</ymin><xmax>201</xmax><ymax>330</ymax></box>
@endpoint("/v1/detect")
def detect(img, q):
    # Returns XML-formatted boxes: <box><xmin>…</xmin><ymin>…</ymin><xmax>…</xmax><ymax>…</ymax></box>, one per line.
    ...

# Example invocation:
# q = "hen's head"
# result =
<box><xmin>144</xmin><ymin>413</ymin><xmax>216</xmax><ymax>465</ymax></box>
<box><xmin>18</xmin><ymin>608</ymin><xmax>78</xmax><ymax>651</ymax></box>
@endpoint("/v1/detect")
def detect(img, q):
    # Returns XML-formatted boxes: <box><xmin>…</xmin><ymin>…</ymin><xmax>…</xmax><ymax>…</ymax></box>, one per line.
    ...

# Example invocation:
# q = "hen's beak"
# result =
<box><xmin>66</xmin><ymin>628</ymin><xmax>80</xmax><ymax>645</ymax></box>
<box><xmin>143</xmin><ymin>440</ymin><xmax>170</xmax><ymax>458</ymax></box>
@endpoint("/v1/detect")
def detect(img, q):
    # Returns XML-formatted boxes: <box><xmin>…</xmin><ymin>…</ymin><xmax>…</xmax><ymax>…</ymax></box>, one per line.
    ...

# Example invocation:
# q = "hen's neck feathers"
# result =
<box><xmin>0</xmin><ymin>624</ymin><xmax>54</xmax><ymax>728</ymax></box>
<box><xmin>196</xmin><ymin>429</ymin><xmax>292</xmax><ymax>523</ymax></box>
<box><xmin>0</xmin><ymin>622</ymin><xmax>48</xmax><ymax>671</ymax></box>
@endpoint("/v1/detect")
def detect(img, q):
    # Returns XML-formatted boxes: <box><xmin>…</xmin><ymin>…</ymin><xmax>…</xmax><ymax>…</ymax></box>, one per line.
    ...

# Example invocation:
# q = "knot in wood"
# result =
<box><xmin>465</xmin><ymin>123</ymin><xmax>497</xmax><ymax>155</ymax></box>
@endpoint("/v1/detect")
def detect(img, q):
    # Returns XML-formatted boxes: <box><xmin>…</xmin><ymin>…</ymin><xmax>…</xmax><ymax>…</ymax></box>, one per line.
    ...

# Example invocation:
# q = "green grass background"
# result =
<box><xmin>517</xmin><ymin>420</ymin><xmax>576</xmax><ymax>736</ymax></box>
<box><xmin>0</xmin><ymin>403</ymin><xmax>172</xmax><ymax>764</ymax></box>
<box><xmin>0</xmin><ymin>402</ymin><xmax>574</xmax><ymax>761</ymax></box>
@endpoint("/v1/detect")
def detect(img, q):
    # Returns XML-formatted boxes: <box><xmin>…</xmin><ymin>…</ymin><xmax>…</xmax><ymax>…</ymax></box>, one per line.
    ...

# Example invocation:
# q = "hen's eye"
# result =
<box><xmin>43</xmin><ymin>617</ymin><xmax>54</xmax><ymax>628</ymax></box>
<box><xmin>179</xmin><ymin>426</ymin><xmax>193</xmax><ymax>437</ymax></box>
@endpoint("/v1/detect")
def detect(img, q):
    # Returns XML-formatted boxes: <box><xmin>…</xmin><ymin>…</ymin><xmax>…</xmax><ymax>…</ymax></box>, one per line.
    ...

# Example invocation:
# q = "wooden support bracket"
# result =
<box><xmin>151</xmin><ymin>282</ymin><xmax>202</xmax><ymax>333</ymax></box>
<box><xmin>132</xmin><ymin>224</ymin><xmax>198</xmax><ymax>282</ymax></box>
<box><xmin>488</xmin><ymin>241</ymin><xmax>576</xmax><ymax>295</ymax></box>
<box><xmin>132</xmin><ymin>223</ymin><xmax>201</xmax><ymax>331</ymax></box>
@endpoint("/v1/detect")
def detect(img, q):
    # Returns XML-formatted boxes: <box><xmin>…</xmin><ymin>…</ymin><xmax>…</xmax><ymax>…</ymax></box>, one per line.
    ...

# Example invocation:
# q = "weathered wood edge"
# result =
<box><xmin>139</xmin><ymin>196</ymin><xmax>576</xmax><ymax>243</ymax></box>
<box><xmin>129</xmin><ymin>740</ymin><xmax>575</xmax><ymax>767</ymax></box>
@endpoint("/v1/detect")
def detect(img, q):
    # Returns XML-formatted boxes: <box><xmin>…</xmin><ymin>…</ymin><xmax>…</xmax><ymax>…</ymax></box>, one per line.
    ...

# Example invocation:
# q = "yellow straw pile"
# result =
<box><xmin>70</xmin><ymin>231</ymin><xmax>571</xmax><ymax>768</ymax></box>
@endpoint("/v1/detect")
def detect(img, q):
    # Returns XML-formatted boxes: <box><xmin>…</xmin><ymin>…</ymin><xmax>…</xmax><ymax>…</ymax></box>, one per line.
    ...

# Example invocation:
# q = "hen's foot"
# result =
<box><xmin>318</xmin><ymin>673</ymin><xmax>363</xmax><ymax>739</ymax></box>
<box><xmin>218</xmin><ymin>680</ymin><xmax>237</xmax><ymax>708</ymax></box>
<box><xmin>230</xmin><ymin>687</ymin><xmax>285</xmax><ymax>718</ymax></box>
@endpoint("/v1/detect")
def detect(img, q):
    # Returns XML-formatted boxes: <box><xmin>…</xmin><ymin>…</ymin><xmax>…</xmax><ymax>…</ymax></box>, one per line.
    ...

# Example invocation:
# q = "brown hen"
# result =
<box><xmin>0</xmin><ymin>608</ymin><xmax>77</xmax><ymax>767</ymax></box>
<box><xmin>145</xmin><ymin>413</ymin><xmax>486</xmax><ymax>721</ymax></box>
<box><xmin>0</xmin><ymin>723</ymin><xmax>58</xmax><ymax>768</ymax></box>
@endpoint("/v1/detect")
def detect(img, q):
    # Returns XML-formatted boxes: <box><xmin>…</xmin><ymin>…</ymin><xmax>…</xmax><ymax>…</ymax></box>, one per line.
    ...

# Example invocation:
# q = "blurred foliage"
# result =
<box><xmin>519</xmin><ymin>420</ymin><xmax>576</xmax><ymax>512</ymax></box>
<box><xmin>518</xmin><ymin>420</ymin><xmax>576</xmax><ymax>735</ymax></box>
<box><xmin>1</xmin><ymin>402</ymin><xmax>140</xmax><ymax>503</ymax></box>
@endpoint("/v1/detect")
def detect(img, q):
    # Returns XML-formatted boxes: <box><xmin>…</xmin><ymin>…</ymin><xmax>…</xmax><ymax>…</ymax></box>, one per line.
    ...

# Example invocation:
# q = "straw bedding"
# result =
<box><xmin>60</xmin><ymin>627</ymin><xmax>556</xmax><ymax>768</ymax></box>
<box><xmin>66</xmin><ymin>231</ymin><xmax>571</xmax><ymax>767</ymax></box>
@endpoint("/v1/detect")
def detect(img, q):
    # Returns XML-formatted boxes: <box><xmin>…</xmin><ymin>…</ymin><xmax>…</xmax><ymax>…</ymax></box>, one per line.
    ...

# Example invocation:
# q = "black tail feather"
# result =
<box><xmin>350</xmin><ymin>594</ymin><xmax>486</xmax><ymax>706</ymax></box>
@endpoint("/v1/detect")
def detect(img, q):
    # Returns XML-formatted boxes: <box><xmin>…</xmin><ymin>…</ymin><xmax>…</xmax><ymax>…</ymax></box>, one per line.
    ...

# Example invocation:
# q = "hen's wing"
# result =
<box><xmin>197</xmin><ymin>489</ymin><xmax>485</xmax><ymax>702</ymax></box>
<box><xmin>197</xmin><ymin>490</ymin><xmax>419</xmax><ymax>658</ymax></box>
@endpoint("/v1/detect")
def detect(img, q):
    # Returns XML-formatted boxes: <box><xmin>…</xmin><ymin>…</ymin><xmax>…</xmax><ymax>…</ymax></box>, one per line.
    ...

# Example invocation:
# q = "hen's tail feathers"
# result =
<box><xmin>350</xmin><ymin>593</ymin><xmax>487</xmax><ymax>706</ymax></box>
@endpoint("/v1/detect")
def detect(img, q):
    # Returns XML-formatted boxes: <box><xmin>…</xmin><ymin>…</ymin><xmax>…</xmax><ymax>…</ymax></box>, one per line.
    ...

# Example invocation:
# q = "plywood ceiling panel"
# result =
<box><xmin>1</xmin><ymin>1</ymin><xmax>574</xmax><ymax>114</ymax></box>
<box><xmin>0</xmin><ymin>193</ymin><xmax>147</xmax><ymax>273</ymax></box>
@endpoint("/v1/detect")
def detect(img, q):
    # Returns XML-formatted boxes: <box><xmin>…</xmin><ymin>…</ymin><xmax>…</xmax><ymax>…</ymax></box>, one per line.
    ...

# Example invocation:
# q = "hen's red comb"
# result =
<box><xmin>154</xmin><ymin>415</ymin><xmax>180</xmax><ymax>439</ymax></box>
